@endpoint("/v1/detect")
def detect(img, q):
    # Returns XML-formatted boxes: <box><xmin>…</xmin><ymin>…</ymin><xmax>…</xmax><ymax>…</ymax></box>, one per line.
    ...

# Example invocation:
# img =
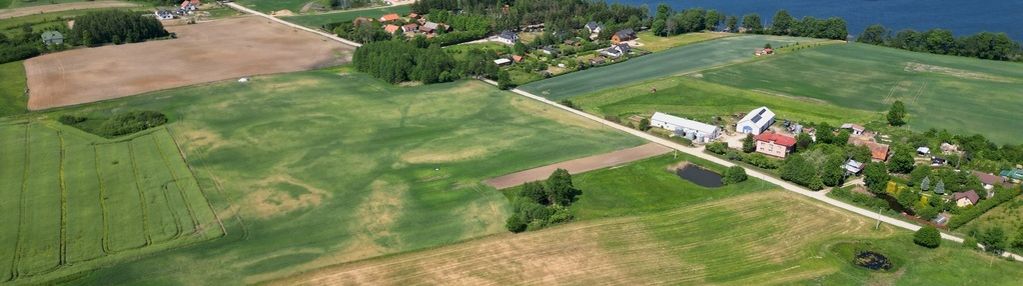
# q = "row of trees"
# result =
<box><xmin>352</xmin><ymin>39</ymin><xmax>500</xmax><ymax>84</ymax></box>
<box><xmin>505</xmin><ymin>169</ymin><xmax>580</xmax><ymax>233</ymax></box>
<box><xmin>68</xmin><ymin>10</ymin><xmax>169</xmax><ymax>47</ymax></box>
<box><xmin>650</xmin><ymin>7</ymin><xmax>848</xmax><ymax>40</ymax></box>
<box><xmin>858</xmin><ymin>24</ymin><xmax>1023</xmax><ymax>62</ymax></box>
<box><xmin>410</xmin><ymin>0</ymin><xmax>648</xmax><ymax>40</ymax></box>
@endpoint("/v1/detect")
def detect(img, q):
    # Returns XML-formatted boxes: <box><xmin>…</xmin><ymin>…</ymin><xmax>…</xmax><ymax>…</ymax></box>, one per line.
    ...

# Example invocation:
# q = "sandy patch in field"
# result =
<box><xmin>24</xmin><ymin>16</ymin><xmax>353</xmax><ymax>110</ymax></box>
<box><xmin>904</xmin><ymin>62</ymin><xmax>1016</xmax><ymax>83</ymax></box>
<box><xmin>177</xmin><ymin>128</ymin><xmax>227</xmax><ymax>153</ymax></box>
<box><xmin>242</xmin><ymin>174</ymin><xmax>330</xmax><ymax>219</ymax></box>
<box><xmin>0</xmin><ymin>1</ymin><xmax>139</xmax><ymax>19</ymax></box>
<box><xmin>485</xmin><ymin>143</ymin><xmax>671</xmax><ymax>189</ymax></box>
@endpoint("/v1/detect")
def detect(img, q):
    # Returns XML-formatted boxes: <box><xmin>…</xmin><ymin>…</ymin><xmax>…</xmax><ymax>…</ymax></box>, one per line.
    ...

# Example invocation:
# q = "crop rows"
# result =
<box><xmin>1</xmin><ymin>123</ymin><xmax>221</xmax><ymax>281</ymax></box>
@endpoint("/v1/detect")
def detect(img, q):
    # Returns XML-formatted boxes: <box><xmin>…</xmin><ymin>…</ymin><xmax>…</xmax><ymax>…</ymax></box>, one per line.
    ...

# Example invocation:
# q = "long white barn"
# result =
<box><xmin>650</xmin><ymin>112</ymin><xmax>719</xmax><ymax>143</ymax></box>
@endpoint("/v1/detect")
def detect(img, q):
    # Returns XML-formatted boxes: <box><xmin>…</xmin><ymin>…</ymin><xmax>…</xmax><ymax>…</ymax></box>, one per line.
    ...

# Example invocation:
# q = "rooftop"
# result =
<box><xmin>651</xmin><ymin>112</ymin><xmax>718</xmax><ymax>134</ymax></box>
<box><xmin>755</xmin><ymin>132</ymin><xmax>796</xmax><ymax>147</ymax></box>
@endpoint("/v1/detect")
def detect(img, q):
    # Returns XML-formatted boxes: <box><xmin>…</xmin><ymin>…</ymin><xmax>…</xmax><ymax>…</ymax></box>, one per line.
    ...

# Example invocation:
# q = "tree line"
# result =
<box><xmin>68</xmin><ymin>10</ymin><xmax>169</xmax><ymax>47</ymax></box>
<box><xmin>352</xmin><ymin>39</ymin><xmax>500</xmax><ymax>84</ymax></box>
<box><xmin>651</xmin><ymin>7</ymin><xmax>848</xmax><ymax>40</ymax></box>
<box><xmin>858</xmin><ymin>24</ymin><xmax>1023</xmax><ymax>62</ymax></box>
<box><xmin>410</xmin><ymin>0</ymin><xmax>648</xmax><ymax>39</ymax></box>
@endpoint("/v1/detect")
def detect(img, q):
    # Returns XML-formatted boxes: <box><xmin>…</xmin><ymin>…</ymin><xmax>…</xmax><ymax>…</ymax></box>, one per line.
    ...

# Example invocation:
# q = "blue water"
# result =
<box><xmin>613</xmin><ymin>0</ymin><xmax>1023</xmax><ymax>40</ymax></box>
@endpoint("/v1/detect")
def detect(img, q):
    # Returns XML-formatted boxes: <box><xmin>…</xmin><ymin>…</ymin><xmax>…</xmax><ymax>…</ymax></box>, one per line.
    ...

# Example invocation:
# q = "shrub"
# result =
<box><xmin>97</xmin><ymin>111</ymin><xmax>168</xmax><ymax>137</ymax></box>
<box><xmin>505</xmin><ymin>214</ymin><xmax>527</xmax><ymax>233</ymax></box>
<box><xmin>830</xmin><ymin>187</ymin><xmax>890</xmax><ymax>211</ymax></box>
<box><xmin>913</xmin><ymin>226</ymin><xmax>941</xmax><ymax>248</ymax></box>
<box><xmin>57</xmin><ymin>115</ymin><xmax>87</xmax><ymax>125</ymax></box>
<box><xmin>963</xmin><ymin>236</ymin><xmax>979</xmax><ymax>250</ymax></box>
<box><xmin>706</xmin><ymin>142</ymin><xmax>729</xmax><ymax>155</ymax></box>
<box><xmin>722</xmin><ymin>166</ymin><xmax>748</xmax><ymax>184</ymax></box>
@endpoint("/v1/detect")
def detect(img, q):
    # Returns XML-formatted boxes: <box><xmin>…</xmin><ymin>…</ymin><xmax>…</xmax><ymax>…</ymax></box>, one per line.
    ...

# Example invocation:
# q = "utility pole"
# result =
<box><xmin>875</xmin><ymin>207</ymin><xmax>883</xmax><ymax>230</ymax></box>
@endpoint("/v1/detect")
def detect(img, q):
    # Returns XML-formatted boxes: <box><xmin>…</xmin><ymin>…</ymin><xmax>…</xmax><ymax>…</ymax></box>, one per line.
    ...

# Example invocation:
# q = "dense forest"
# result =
<box><xmin>0</xmin><ymin>32</ymin><xmax>43</xmax><ymax>64</ymax></box>
<box><xmin>68</xmin><ymin>10</ymin><xmax>169</xmax><ymax>47</ymax></box>
<box><xmin>651</xmin><ymin>7</ymin><xmax>847</xmax><ymax>40</ymax></box>
<box><xmin>858</xmin><ymin>25</ymin><xmax>1022</xmax><ymax>62</ymax></box>
<box><xmin>352</xmin><ymin>39</ymin><xmax>499</xmax><ymax>84</ymax></box>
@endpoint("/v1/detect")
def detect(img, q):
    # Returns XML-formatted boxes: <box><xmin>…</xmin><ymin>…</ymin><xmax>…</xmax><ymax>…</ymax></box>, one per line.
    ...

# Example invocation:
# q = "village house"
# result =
<box><xmin>736</xmin><ymin>106</ymin><xmax>775</xmax><ymax>135</ymax></box>
<box><xmin>383</xmin><ymin>24</ymin><xmax>401</xmax><ymax>34</ymax></box>
<box><xmin>754</xmin><ymin>132</ymin><xmax>796</xmax><ymax>158</ymax></box>
<box><xmin>754</xmin><ymin>47</ymin><xmax>774</xmax><ymax>56</ymax></box>
<box><xmin>600</xmin><ymin>43</ymin><xmax>630</xmax><ymax>58</ymax></box>
<box><xmin>155</xmin><ymin>9</ymin><xmax>175</xmax><ymax>20</ymax></box>
<box><xmin>840</xmin><ymin>123</ymin><xmax>866</xmax><ymax>135</ymax></box>
<box><xmin>408</xmin><ymin>12</ymin><xmax>419</xmax><ymax>19</ymax></box>
<box><xmin>419</xmin><ymin>22</ymin><xmax>444</xmax><ymax>34</ymax></box>
<box><xmin>494</xmin><ymin>30</ymin><xmax>519</xmax><ymax>45</ymax></box>
<box><xmin>584</xmin><ymin>21</ymin><xmax>604</xmax><ymax>34</ymax></box>
<box><xmin>379</xmin><ymin>13</ymin><xmax>401</xmax><ymax>22</ymax></box>
<box><xmin>512</xmin><ymin>55</ymin><xmax>524</xmax><ymax>63</ymax></box>
<box><xmin>1000</xmin><ymin>168</ymin><xmax>1023</xmax><ymax>183</ymax></box>
<box><xmin>41</xmin><ymin>31</ymin><xmax>63</xmax><ymax>46</ymax></box>
<box><xmin>848</xmin><ymin>137</ymin><xmax>890</xmax><ymax>162</ymax></box>
<box><xmin>611</xmin><ymin>29</ymin><xmax>637</xmax><ymax>44</ymax></box>
<box><xmin>973</xmin><ymin>171</ymin><xmax>1008</xmax><ymax>191</ymax></box>
<box><xmin>650</xmin><ymin>112</ymin><xmax>719</xmax><ymax>143</ymax></box>
<box><xmin>180</xmin><ymin>0</ymin><xmax>200</xmax><ymax>11</ymax></box>
<box><xmin>401</xmin><ymin>23</ymin><xmax>419</xmax><ymax>33</ymax></box>
<box><xmin>844</xmin><ymin>159</ymin><xmax>864</xmax><ymax>175</ymax></box>
<box><xmin>953</xmin><ymin>190</ymin><xmax>980</xmax><ymax>207</ymax></box>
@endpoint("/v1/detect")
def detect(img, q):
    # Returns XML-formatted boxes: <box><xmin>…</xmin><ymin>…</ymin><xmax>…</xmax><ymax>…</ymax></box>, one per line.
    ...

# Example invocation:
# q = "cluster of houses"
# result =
<box><xmin>155</xmin><ymin>0</ymin><xmax>202</xmax><ymax>20</ymax></box>
<box><xmin>363</xmin><ymin>12</ymin><xmax>449</xmax><ymax>38</ymax></box>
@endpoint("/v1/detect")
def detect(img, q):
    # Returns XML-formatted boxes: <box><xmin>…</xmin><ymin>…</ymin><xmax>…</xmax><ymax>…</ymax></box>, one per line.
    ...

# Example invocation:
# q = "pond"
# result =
<box><xmin>676</xmin><ymin>164</ymin><xmax>723</xmax><ymax>188</ymax></box>
<box><xmin>854</xmin><ymin>251</ymin><xmax>893</xmax><ymax>271</ymax></box>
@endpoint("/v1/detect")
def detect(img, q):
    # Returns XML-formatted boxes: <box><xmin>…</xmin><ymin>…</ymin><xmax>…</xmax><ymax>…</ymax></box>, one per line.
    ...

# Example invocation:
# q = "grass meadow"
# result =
<box><xmin>700</xmin><ymin>43</ymin><xmax>1023</xmax><ymax>143</ymax></box>
<box><xmin>232</xmin><ymin>0</ymin><xmax>311</xmax><ymax>13</ymax></box>
<box><xmin>41</xmin><ymin>68</ymin><xmax>642</xmax><ymax>285</ymax></box>
<box><xmin>0</xmin><ymin>120</ymin><xmax>222</xmax><ymax>284</ymax></box>
<box><xmin>518</xmin><ymin>34</ymin><xmax>821</xmax><ymax>101</ymax></box>
<box><xmin>271</xmin><ymin>190</ymin><xmax>1023</xmax><ymax>285</ymax></box>
<box><xmin>282</xmin><ymin>5</ymin><xmax>412</xmax><ymax>28</ymax></box>
<box><xmin>4</xmin><ymin>0</ymin><xmax>86</xmax><ymax>9</ymax></box>
<box><xmin>0</xmin><ymin>61</ymin><xmax>26</xmax><ymax>117</ymax></box>
<box><xmin>634</xmin><ymin>31</ymin><xmax>735</xmax><ymax>52</ymax></box>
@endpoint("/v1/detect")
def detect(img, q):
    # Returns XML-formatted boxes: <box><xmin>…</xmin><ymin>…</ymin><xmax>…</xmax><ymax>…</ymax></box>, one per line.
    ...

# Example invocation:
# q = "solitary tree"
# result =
<box><xmin>742</xmin><ymin>133</ymin><xmax>756</xmax><ymax>153</ymax></box>
<box><xmin>921</xmin><ymin>176</ymin><xmax>931</xmax><ymax>192</ymax></box>
<box><xmin>888</xmin><ymin>100</ymin><xmax>907</xmax><ymax>126</ymax></box>
<box><xmin>858</xmin><ymin>24</ymin><xmax>889</xmax><ymax>45</ymax></box>
<box><xmin>913</xmin><ymin>226</ymin><xmax>942</xmax><ymax>248</ymax></box>
<box><xmin>497</xmin><ymin>70</ymin><xmax>512</xmax><ymax>90</ymax></box>
<box><xmin>725</xmin><ymin>15</ymin><xmax>738</xmax><ymax>32</ymax></box>
<box><xmin>638</xmin><ymin>118</ymin><xmax>651</xmax><ymax>131</ymax></box>
<box><xmin>888</xmin><ymin>147</ymin><xmax>915</xmax><ymax>174</ymax></box>
<box><xmin>863</xmin><ymin>162</ymin><xmax>890</xmax><ymax>194</ymax></box>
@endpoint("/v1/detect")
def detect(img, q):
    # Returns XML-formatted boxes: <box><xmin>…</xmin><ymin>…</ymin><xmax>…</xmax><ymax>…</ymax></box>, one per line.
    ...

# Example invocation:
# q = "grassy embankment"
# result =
<box><xmin>281</xmin><ymin>5</ymin><xmax>411</xmax><ymax>28</ymax></box>
<box><xmin>30</xmin><ymin>67</ymin><xmax>642</xmax><ymax>285</ymax></box>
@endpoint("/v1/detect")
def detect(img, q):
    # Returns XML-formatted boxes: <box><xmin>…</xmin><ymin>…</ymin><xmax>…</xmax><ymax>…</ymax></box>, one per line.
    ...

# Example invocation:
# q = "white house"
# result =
<box><xmin>155</xmin><ymin>10</ymin><xmax>175</xmax><ymax>20</ymax></box>
<box><xmin>600</xmin><ymin>43</ymin><xmax>630</xmax><ymax>58</ymax></box>
<box><xmin>736</xmin><ymin>106</ymin><xmax>775</xmax><ymax>135</ymax></box>
<box><xmin>493</xmin><ymin>58</ymin><xmax>512</xmax><ymax>66</ymax></box>
<box><xmin>494</xmin><ymin>30</ymin><xmax>519</xmax><ymax>45</ymax></box>
<box><xmin>650</xmin><ymin>112</ymin><xmax>719</xmax><ymax>143</ymax></box>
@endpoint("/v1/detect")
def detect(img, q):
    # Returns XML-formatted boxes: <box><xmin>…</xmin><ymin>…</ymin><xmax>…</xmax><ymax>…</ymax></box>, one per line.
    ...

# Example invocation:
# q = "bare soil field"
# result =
<box><xmin>484</xmin><ymin>143</ymin><xmax>670</xmax><ymax>189</ymax></box>
<box><xmin>24</xmin><ymin>15</ymin><xmax>353</xmax><ymax>109</ymax></box>
<box><xmin>0</xmin><ymin>1</ymin><xmax>139</xmax><ymax>19</ymax></box>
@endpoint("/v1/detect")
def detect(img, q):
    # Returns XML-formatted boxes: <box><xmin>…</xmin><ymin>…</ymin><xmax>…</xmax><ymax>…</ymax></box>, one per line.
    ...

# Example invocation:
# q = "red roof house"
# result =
<box><xmin>754</xmin><ymin>132</ymin><xmax>796</xmax><ymax>158</ymax></box>
<box><xmin>953</xmin><ymin>191</ymin><xmax>980</xmax><ymax>207</ymax></box>
<box><xmin>383</xmin><ymin>24</ymin><xmax>400</xmax><ymax>34</ymax></box>
<box><xmin>379</xmin><ymin>13</ymin><xmax>400</xmax><ymax>22</ymax></box>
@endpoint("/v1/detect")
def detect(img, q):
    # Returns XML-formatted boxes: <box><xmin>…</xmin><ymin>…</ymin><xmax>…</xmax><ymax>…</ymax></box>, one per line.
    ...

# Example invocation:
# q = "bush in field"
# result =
<box><xmin>506</xmin><ymin>169</ymin><xmax>580</xmax><ymax>232</ymax></box>
<box><xmin>57</xmin><ymin>115</ymin><xmax>87</xmax><ymax>125</ymax></box>
<box><xmin>97</xmin><ymin>111</ymin><xmax>168</xmax><ymax>137</ymax></box>
<box><xmin>913</xmin><ymin>226</ymin><xmax>941</xmax><ymax>248</ymax></box>
<box><xmin>722</xmin><ymin>166</ymin><xmax>748</xmax><ymax>184</ymax></box>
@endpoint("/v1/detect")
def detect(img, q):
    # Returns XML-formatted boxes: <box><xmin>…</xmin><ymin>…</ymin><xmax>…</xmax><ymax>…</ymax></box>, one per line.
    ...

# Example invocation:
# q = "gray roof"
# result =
<box><xmin>498</xmin><ymin>30</ymin><xmax>518</xmax><ymax>41</ymax></box>
<box><xmin>651</xmin><ymin>112</ymin><xmax>718</xmax><ymax>134</ymax></box>
<box><xmin>585</xmin><ymin>21</ymin><xmax>603</xmax><ymax>30</ymax></box>
<box><xmin>615</xmin><ymin>28</ymin><xmax>636</xmax><ymax>39</ymax></box>
<box><xmin>41</xmin><ymin>31</ymin><xmax>63</xmax><ymax>40</ymax></box>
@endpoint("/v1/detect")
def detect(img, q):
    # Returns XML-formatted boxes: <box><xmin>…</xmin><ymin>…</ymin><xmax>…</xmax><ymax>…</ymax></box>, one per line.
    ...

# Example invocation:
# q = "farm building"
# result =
<box><xmin>754</xmin><ymin>132</ymin><xmax>796</xmax><ymax>158</ymax></box>
<box><xmin>41</xmin><ymin>31</ymin><xmax>63</xmax><ymax>46</ymax></box>
<box><xmin>840</xmin><ymin>123</ymin><xmax>865</xmax><ymax>135</ymax></box>
<box><xmin>493</xmin><ymin>58</ymin><xmax>512</xmax><ymax>66</ymax></box>
<box><xmin>611</xmin><ymin>29</ymin><xmax>637</xmax><ymax>44</ymax></box>
<box><xmin>650</xmin><ymin>112</ymin><xmax>719</xmax><ymax>143</ymax></box>
<box><xmin>952</xmin><ymin>190</ymin><xmax>980</xmax><ymax>207</ymax></box>
<box><xmin>849</xmin><ymin>137</ymin><xmax>890</xmax><ymax>162</ymax></box>
<box><xmin>155</xmin><ymin>9</ymin><xmax>175</xmax><ymax>20</ymax></box>
<box><xmin>735</xmin><ymin>106</ymin><xmax>775</xmax><ymax>135</ymax></box>
<box><xmin>844</xmin><ymin>159</ymin><xmax>864</xmax><ymax>174</ymax></box>
<box><xmin>600</xmin><ymin>43</ymin><xmax>630</xmax><ymax>58</ymax></box>
<box><xmin>585</xmin><ymin>21</ymin><xmax>604</xmax><ymax>34</ymax></box>
<box><xmin>379</xmin><ymin>13</ymin><xmax>400</xmax><ymax>22</ymax></box>
<box><xmin>383</xmin><ymin>24</ymin><xmax>400</xmax><ymax>34</ymax></box>
<box><xmin>1001</xmin><ymin>169</ymin><xmax>1023</xmax><ymax>182</ymax></box>
<box><xmin>495</xmin><ymin>30</ymin><xmax>519</xmax><ymax>45</ymax></box>
<box><xmin>916</xmin><ymin>147</ymin><xmax>930</xmax><ymax>155</ymax></box>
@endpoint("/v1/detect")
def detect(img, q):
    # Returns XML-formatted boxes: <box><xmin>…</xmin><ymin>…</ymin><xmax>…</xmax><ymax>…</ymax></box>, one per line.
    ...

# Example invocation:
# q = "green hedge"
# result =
<box><xmin>829</xmin><ymin>187</ymin><xmax>890</xmax><ymax>211</ymax></box>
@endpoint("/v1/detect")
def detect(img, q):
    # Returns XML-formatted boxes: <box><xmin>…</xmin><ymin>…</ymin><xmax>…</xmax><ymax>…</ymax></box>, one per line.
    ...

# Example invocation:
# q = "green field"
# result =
<box><xmin>961</xmin><ymin>195</ymin><xmax>1023</xmax><ymax>238</ymax></box>
<box><xmin>32</xmin><ymin>68</ymin><xmax>642</xmax><ymax>284</ymax></box>
<box><xmin>700</xmin><ymin>43</ymin><xmax>1023</xmax><ymax>144</ymax></box>
<box><xmin>572</xmin><ymin>75</ymin><xmax>879</xmax><ymax>125</ymax></box>
<box><xmin>5</xmin><ymin>0</ymin><xmax>86</xmax><ymax>9</ymax></box>
<box><xmin>519</xmin><ymin>34</ymin><xmax>821</xmax><ymax>101</ymax></box>
<box><xmin>233</xmin><ymin>0</ymin><xmax>311</xmax><ymax>13</ymax></box>
<box><xmin>0</xmin><ymin>61</ymin><xmax>27</xmax><ymax>117</ymax></box>
<box><xmin>282</xmin><ymin>5</ymin><xmax>411</xmax><ymax>28</ymax></box>
<box><xmin>0</xmin><ymin>120</ymin><xmax>222</xmax><ymax>284</ymax></box>
<box><xmin>634</xmin><ymin>31</ymin><xmax>735</xmax><ymax>52</ymax></box>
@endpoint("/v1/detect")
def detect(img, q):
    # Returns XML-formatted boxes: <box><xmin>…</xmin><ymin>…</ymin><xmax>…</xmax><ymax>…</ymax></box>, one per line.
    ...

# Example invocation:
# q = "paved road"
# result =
<box><xmin>225</xmin><ymin>2</ymin><xmax>362</xmax><ymax>47</ymax></box>
<box><xmin>481</xmin><ymin>79</ymin><xmax>1023</xmax><ymax>262</ymax></box>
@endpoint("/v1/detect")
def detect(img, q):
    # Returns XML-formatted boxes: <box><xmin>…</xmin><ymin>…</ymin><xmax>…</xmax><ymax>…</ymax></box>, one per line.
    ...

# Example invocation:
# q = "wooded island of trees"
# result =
<box><xmin>858</xmin><ymin>24</ymin><xmax>1023</xmax><ymax>62</ymax></box>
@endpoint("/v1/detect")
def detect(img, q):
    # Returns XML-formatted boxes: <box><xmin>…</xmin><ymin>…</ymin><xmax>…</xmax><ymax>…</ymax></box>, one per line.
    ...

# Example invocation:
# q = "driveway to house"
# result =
<box><xmin>0</xmin><ymin>1</ymin><xmax>139</xmax><ymax>19</ymax></box>
<box><xmin>225</xmin><ymin>2</ymin><xmax>362</xmax><ymax>47</ymax></box>
<box><xmin>481</xmin><ymin>78</ymin><xmax>1022</xmax><ymax>261</ymax></box>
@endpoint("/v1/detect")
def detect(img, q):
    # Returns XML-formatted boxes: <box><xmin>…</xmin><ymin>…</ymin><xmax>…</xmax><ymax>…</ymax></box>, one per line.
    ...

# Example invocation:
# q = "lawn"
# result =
<box><xmin>0</xmin><ymin>120</ymin><xmax>222</xmax><ymax>284</ymax></box>
<box><xmin>0</xmin><ymin>61</ymin><xmax>27</xmax><ymax>117</ymax></box>
<box><xmin>700</xmin><ymin>43</ymin><xmax>1023</xmax><ymax>144</ymax></box>
<box><xmin>282</xmin><ymin>5</ymin><xmax>412</xmax><ymax>29</ymax></box>
<box><xmin>5</xmin><ymin>0</ymin><xmax>86</xmax><ymax>9</ymax></box>
<box><xmin>960</xmin><ymin>195</ymin><xmax>1023</xmax><ymax>237</ymax></box>
<box><xmin>40</xmin><ymin>68</ymin><xmax>642</xmax><ymax>285</ymax></box>
<box><xmin>572</xmin><ymin>75</ymin><xmax>878</xmax><ymax>126</ymax></box>
<box><xmin>518</xmin><ymin>34</ymin><xmax>821</xmax><ymax>101</ymax></box>
<box><xmin>270</xmin><ymin>190</ymin><xmax>1023</xmax><ymax>285</ymax></box>
<box><xmin>634</xmin><ymin>31</ymin><xmax>735</xmax><ymax>52</ymax></box>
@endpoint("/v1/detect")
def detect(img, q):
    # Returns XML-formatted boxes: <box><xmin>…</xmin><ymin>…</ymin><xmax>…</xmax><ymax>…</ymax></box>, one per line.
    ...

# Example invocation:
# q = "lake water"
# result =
<box><xmin>675</xmin><ymin>165</ymin><xmax>723</xmax><ymax>188</ymax></box>
<box><xmin>613</xmin><ymin>0</ymin><xmax>1023</xmax><ymax>40</ymax></box>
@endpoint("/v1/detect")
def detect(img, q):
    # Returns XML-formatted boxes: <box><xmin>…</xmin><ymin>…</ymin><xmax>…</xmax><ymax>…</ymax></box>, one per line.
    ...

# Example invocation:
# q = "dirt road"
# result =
<box><xmin>484</xmin><ymin>143</ymin><xmax>671</xmax><ymax>189</ymax></box>
<box><xmin>0</xmin><ymin>1</ymin><xmax>139</xmax><ymax>19</ymax></box>
<box><xmin>24</xmin><ymin>16</ymin><xmax>353</xmax><ymax>109</ymax></box>
<box><xmin>224</xmin><ymin>2</ymin><xmax>363</xmax><ymax>47</ymax></box>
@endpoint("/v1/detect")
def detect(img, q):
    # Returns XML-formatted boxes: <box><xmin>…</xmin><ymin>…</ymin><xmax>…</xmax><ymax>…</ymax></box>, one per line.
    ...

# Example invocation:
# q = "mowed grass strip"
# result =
<box><xmin>152</xmin><ymin>130</ymin><xmax>220</xmax><ymax>237</ymax></box>
<box><xmin>62</xmin><ymin>140</ymin><xmax>106</xmax><ymax>263</ymax></box>
<box><xmin>572</xmin><ymin>75</ymin><xmax>878</xmax><ymax>125</ymax></box>
<box><xmin>282</xmin><ymin>5</ymin><xmax>412</xmax><ymax>28</ymax></box>
<box><xmin>17</xmin><ymin>123</ymin><xmax>63</xmax><ymax>276</ymax></box>
<box><xmin>700</xmin><ymin>43</ymin><xmax>1023</xmax><ymax>143</ymax></box>
<box><xmin>129</xmin><ymin>137</ymin><xmax>184</xmax><ymax>243</ymax></box>
<box><xmin>0</xmin><ymin>123</ymin><xmax>26</xmax><ymax>281</ymax></box>
<box><xmin>95</xmin><ymin>142</ymin><xmax>149</xmax><ymax>252</ymax></box>
<box><xmin>519</xmin><ymin>35</ymin><xmax>821</xmax><ymax>101</ymax></box>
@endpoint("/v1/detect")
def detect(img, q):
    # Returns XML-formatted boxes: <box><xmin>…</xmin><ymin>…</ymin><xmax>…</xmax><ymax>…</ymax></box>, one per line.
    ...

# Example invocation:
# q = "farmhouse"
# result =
<box><xmin>952</xmin><ymin>190</ymin><xmax>980</xmax><ymax>207</ymax></box>
<box><xmin>495</xmin><ymin>30</ymin><xmax>519</xmax><ymax>45</ymax></box>
<box><xmin>41</xmin><ymin>31</ymin><xmax>63</xmax><ymax>46</ymax></box>
<box><xmin>383</xmin><ymin>24</ymin><xmax>400</xmax><ymax>34</ymax></box>
<box><xmin>585</xmin><ymin>21</ymin><xmax>604</xmax><ymax>34</ymax></box>
<box><xmin>840</xmin><ymin>123</ymin><xmax>865</xmax><ymax>135</ymax></box>
<box><xmin>379</xmin><ymin>13</ymin><xmax>401</xmax><ymax>22</ymax></box>
<box><xmin>736</xmin><ymin>106</ymin><xmax>775</xmax><ymax>135</ymax></box>
<box><xmin>155</xmin><ymin>9</ymin><xmax>175</xmax><ymax>20</ymax></box>
<box><xmin>849</xmin><ymin>137</ymin><xmax>890</xmax><ymax>161</ymax></box>
<box><xmin>754</xmin><ymin>132</ymin><xmax>796</xmax><ymax>158</ymax></box>
<box><xmin>600</xmin><ymin>43</ymin><xmax>630</xmax><ymax>58</ymax></box>
<box><xmin>611</xmin><ymin>28</ymin><xmax>636</xmax><ymax>44</ymax></box>
<box><xmin>973</xmin><ymin>171</ymin><xmax>1008</xmax><ymax>190</ymax></box>
<box><xmin>650</xmin><ymin>112</ymin><xmax>719</xmax><ymax>143</ymax></box>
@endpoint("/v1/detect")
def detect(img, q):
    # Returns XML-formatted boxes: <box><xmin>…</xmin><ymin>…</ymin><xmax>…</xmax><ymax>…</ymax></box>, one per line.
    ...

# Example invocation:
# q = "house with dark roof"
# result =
<box><xmin>584</xmin><ymin>21</ymin><xmax>604</xmax><ymax>34</ymax></box>
<box><xmin>736</xmin><ymin>106</ymin><xmax>775</xmax><ymax>135</ymax></box>
<box><xmin>494</xmin><ymin>30</ymin><xmax>519</xmax><ymax>45</ymax></box>
<box><xmin>973</xmin><ymin>171</ymin><xmax>1008</xmax><ymax>191</ymax></box>
<box><xmin>611</xmin><ymin>28</ymin><xmax>636</xmax><ymax>44</ymax></box>
<box><xmin>41</xmin><ymin>31</ymin><xmax>63</xmax><ymax>46</ymax></box>
<box><xmin>600</xmin><ymin>43</ymin><xmax>630</xmax><ymax>58</ymax></box>
<box><xmin>754</xmin><ymin>132</ymin><xmax>796</xmax><ymax>158</ymax></box>
<box><xmin>953</xmin><ymin>190</ymin><xmax>980</xmax><ymax>207</ymax></box>
<box><xmin>419</xmin><ymin>22</ymin><xmax>443</xmax><ymax>34</ymax></box>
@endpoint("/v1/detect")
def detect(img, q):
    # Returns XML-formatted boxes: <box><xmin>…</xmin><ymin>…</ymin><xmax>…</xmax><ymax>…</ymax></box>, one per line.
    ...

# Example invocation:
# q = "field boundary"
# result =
<box><xmin>485</xmin><ymin>143</ymin><xmax>671</xmax><ymax>189</ymax></box>
<box><xmin>225</xmin><ymin>2</ymin><xmax>362</xmax><ymax>47</ymax></box>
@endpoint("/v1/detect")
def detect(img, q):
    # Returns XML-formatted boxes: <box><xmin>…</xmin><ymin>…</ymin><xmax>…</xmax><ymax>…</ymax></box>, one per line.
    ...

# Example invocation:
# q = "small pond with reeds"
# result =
<box><xmin>676</xmin><ymin>164</ymin><xmax>723</xmax><ymax>188</ymax></box>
